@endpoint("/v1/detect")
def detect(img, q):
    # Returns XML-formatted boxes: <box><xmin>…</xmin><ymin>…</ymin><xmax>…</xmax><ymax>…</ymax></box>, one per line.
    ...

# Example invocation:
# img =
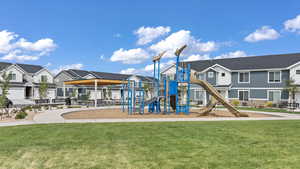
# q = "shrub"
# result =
<box><xmin>15</xmin><ymin>111</ymin><xmax>28</xmax><ymax>119</ymax></box>
<box><xmin>242</xmin><ymin>102</ymin><xmax>248</xmax><ymax>106</ymax></box>
<box><xmin>232</xmin><ymin>100</ymin><xmax>240</xmax><ymax>107</ymax></box>
<box><xmin>265</xmin><ymin>101</ymin><xmax>273</xmax><ymax>107</ymax></box>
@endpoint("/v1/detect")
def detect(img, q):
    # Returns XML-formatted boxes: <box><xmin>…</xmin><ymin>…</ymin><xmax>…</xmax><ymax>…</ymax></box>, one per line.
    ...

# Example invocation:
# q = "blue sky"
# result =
<box><xmin>0</xmin><ymin>0</ymin><xmax>300</xmax><ymax>75</ymax></box>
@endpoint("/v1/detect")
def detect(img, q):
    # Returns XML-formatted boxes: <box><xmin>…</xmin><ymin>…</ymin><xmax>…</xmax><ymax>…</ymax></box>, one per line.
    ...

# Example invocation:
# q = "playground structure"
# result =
<box><xmin>121</xmin><ymin>45</ymin><xmax>245</xmax><ymax>117</ymax></box>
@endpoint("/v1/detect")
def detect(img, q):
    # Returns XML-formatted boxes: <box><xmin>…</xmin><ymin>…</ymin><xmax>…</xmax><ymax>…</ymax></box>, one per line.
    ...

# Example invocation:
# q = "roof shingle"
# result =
<box><xmin>183</xmin><ymin>53</ymin><xmax>300</xmax><ymax>72</ymax></box>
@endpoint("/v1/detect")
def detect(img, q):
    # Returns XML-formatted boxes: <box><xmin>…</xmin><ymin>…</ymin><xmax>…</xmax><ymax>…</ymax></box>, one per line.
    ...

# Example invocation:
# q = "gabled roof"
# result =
<box><xmin>183</xmin><ymin>53</ymin><xmax>300</xmax><ymax>72</ymax></box>
<box><xmin>0</xmin><ymin>62</ymin><xmax>44</xmax><ymax>74</ymax></box>
<box><xmin>0</xmin><ymin>62</ymin><xmax>12</xmax><ymax>71</ymax></box>
<box><xmin>69</xmin><ymin>69</ymin><xmax>91</xmax><ymax>77</ymax></box>
<box><xmin>17</xmin><ymin>63</ymin><xmax>43</xmax><ymax>74</ymax></box>
<box><xmin>90</xmin><ymin>71</ymin><xmax>131</xmax><ymax>80</ymax></box>
<box><xmin>60</xmin><ymin>69</ymin><xmax>155</xmax><ymax>82</ymax></box>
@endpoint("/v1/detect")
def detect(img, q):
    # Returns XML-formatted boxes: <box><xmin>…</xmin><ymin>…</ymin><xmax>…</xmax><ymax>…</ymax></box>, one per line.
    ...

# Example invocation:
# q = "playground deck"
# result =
<box><xmin>62</xmin><ymin>108</ymin><xmax>274</xmax><ymax>119</ymax></box>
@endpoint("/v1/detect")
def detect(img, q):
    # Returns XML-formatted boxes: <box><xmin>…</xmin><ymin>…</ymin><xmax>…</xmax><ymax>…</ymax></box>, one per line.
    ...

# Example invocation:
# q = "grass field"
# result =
<box><xmin>1</xmin><ymin>121</ymin><xmax>300</xmax><ymax>169</ymax></box>
<box><xmin>214</xmin><ymin>106</ymin><xmax>300</xmax><ymax>114</ymax></box>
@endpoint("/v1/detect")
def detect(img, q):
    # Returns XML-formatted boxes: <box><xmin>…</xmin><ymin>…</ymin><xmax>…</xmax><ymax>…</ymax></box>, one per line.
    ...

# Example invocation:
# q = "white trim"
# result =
<box><xmin>35</xmin><ymin>68</ymin><xmax>54</xmax><ymax>77</ymax></box>
<box><xmin>83</xmin><ymin>73</ymin><xmax>96</xmax><ymax>79</ymax></box>
<box><xmin>238</xmin><ymin>89</ymin><xmax>250</xmax><ymax>101</ymax></box>
<box><xmin>69</xmin><ymin>69</ymin><xmax>83</xmax><ymax>78</ymax></box>
<box><xmin>231</xmin><ymin>87</ymin><xmax>284</xmax><ymax>90</ymax></box>
<box><xmin>200</xmin><ymin>64</ymin><xmax>231</xmax><ymax>73</ymax></box>
<box><xmin>4</xmin><ymin>64</ymin><xmax>26</xmax><ymax>74</ymax></box>
<box><xmin>238</xmin><ymin>72</ymin><xmax>250</xmax><ymax>83</ymax></box>
<box><xmin>213</xmin><ymin>64</ymin><xmax>232</xmax><ymax>72</ymax></box>
<box><xmin>233</xmin><ymin>68</ymin><xmax>285</xmax><ymax>72</ymax></box>
<box><xmin>267</xmin><ymin>70</ymin><xmax>282</xmax><ymax>83</ymax></box>
<box><xmin>287</xmin><ymin>61</ymin><xmax>300</xmax><ymax>69</ymax></box>
<box><xmin>249</xmin><ymin>98</ymin><xmax>268</xmax><ymax>101</ymax></box>
<box><xmin>267</xmin><ymin>90</ymin><xmax>282</xmax><ymax>102</ymax></box>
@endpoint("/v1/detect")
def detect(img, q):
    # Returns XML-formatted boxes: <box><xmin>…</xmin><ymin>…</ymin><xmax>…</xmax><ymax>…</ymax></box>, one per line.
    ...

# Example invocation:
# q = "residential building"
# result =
<box><xmin>162</xmin><ymin>53</ymin><xmax>300</xmax><ymax>106</ymax></box>
<box><xmin>0</xmin><ymin>62</ymin><xmax>56</xmax><ymax>104</ymax></box>
<box><xmin>54</xmin><ymin>69</ymin><xmax>154</xmax><ymax>101</ymax></box>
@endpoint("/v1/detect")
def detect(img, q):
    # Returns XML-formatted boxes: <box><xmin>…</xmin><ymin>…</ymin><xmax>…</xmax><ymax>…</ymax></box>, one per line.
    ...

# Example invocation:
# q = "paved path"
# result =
<box><xmin>1</xmin><ymin>107</ymin><xmax>300</xmax><ymax>127</ymax></box>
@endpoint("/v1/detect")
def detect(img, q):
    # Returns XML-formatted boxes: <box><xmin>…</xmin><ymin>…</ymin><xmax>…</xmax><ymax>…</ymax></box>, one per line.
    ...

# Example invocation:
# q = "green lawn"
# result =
<box><xmin>214</xmin><ymin>106</ymin><xmax>300</xmax><ymax>114</ymax></box>
<box><xmin>1</xmin><ymin>121</ymin><xmax>300</xmax><ymax>169</ymax></box>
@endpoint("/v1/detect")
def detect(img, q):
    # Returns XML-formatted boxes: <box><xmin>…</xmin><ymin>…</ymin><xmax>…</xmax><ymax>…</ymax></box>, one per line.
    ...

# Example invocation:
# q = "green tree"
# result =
<box><xmin>71</xmin><ymin>88</ymin><xmax>77</xmax><ymax>99</ymax></box>
<box><xmin>39</xmin><ymin>80</ymin><xmax>48</xmax><ymax>99</ymax></box>
<box><xmin>0</xmin><ymin>73</ymin><xmax>10</xmax><ymax>107</ymax></box>
<box><xmin>285</xmin><ymin>79</ymin><xmax>299</xmax><ymax>103</ymax></box>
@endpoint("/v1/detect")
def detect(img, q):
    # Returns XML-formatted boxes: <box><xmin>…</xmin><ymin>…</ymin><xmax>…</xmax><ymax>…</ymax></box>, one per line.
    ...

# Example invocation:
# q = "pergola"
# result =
<box><xmin>64</xmin><ymin>78</ymin><xmax>127</xmax><ymax>107</ymax></box>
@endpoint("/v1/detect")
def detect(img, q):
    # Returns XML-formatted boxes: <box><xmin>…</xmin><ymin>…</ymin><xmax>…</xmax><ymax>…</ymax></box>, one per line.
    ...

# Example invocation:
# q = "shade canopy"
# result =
<box><xmin>64</xmin><ymin>79</ymin><xmax>126</xmax><ymax>86</ymax></box>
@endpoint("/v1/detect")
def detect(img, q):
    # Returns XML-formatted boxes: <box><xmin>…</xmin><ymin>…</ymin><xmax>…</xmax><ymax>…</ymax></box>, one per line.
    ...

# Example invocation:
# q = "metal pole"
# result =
<box><xmin>94</xmin><ymin>80</ymin><xmax>97</xmax><ymax>107</ymax></box>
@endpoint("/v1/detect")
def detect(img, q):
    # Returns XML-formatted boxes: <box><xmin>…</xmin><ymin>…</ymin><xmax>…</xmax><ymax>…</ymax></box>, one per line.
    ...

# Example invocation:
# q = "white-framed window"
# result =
<box><xmin>238</xmin><ymin>72</ymin><xmax>250</xmax><ymax>83</ymax></box>
<box><xmin>56</xmin><ymin>88</ymin><xmax>64</xmax><ymax>97</ymax></box>
<box><xmin>41</xmin><ymin>75</ymin><xmax>48</xmax><ymax>82</ymax></box>
<box><xmin>238</xmin><ymin>90</ymin><xmax>249</xmax><ymax>101</ymax></box>
<box><xmin>8</xmin><ymin>72</ymin><xmax>16</xmax><ymax>80</ymax></box>
<box><xmin>268</xmin><ymin>71</ymin><xmax>281</xmax><ymax>83</ymax></box>
<box><xmin>208</xmin><ymin>72</ymin><xmax>214</xmax><ymax>78</ymax></box>
<box><xmin>268</xmin><ymin>90</ymin><xmax>281</xmax><ymax>103</ymax></box>
<box><xmin>296</xmin><ymin>70</ymin><xmax>300</xmax><ymax>74</ymax></box>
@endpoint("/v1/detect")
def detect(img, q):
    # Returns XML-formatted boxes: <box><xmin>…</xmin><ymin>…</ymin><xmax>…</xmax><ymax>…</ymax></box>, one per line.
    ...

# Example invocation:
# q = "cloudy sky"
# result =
<box><xmin>0</xmin><ymin>0</ymin><xmax>300</xmax><ymax>75</ymax></box>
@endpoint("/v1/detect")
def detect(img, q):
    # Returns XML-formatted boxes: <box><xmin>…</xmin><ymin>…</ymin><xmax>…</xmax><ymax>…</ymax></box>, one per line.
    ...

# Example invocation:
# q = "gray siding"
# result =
<box><xmin>228</xmin><ymin>89</ymin><xmax>238</xmax><ymax>98</ymax></box>
<box><xmin>250</xmin><ymin>89</ymin><xmax>267</xmax><ymax>99</ymax></box>
<box><xmin>229</xmin><ymin>89</ymin><xmax>289</xmax><ymax>100</ymax></box>
<box><xmin>231</xmin><ymin>70</ymin><xmax>289</xmax><ymax>88</ymax></box>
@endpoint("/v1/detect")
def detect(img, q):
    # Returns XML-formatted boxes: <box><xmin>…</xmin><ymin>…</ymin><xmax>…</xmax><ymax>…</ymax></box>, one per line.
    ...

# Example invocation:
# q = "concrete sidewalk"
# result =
<box><xmin>0</xmin><ymin>107</ymin><xmax>300</xmax><ymax>127</ymax></box>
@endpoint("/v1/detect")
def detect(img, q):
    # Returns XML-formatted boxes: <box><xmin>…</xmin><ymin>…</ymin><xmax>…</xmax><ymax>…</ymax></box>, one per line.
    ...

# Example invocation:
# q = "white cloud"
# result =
<box><xmin>244</xmin><ymin>26</ymin><xmax>280</xmax><ymax>42</ymax></box>
<box><xmin>120</xmin><ymin>68</ymin><xmax>137</xmax><ymax>74</ymax></box>
<box><xmin>149</xmin><ymin>30</ymin><xmax>217</xmax><ymax>58</ymax></box>
<box><xmin>1</xmin><ymin>50</ymin><xmax>39</xmax><ymax>61</ymax></box>
<box><xmin>134</xmin><ymin>26</ymin><xmax>171</xmax><ymax>45</ymax></box>
<box><xmin>51</xmin><ymin>63</ymin><xmax>83</xmax><ymax>75</ymax></box>
<box><xmin>284</xmin><ymin>14</ymin><xmax>300</xmax><ymax>33</ymax></box>
<box><xmin>143</xmin><ymin>60</ymin><xmax>175</xmax><ymax>73</ymax></box>
<box><xmin>110</xmin><ymin>48</ymin><xmax>150</xmax><ymax>64</ymax></box>
<box><xmin>184</xmin><ymin>54</ymin><xmax>210</xmax><ymax>61</ymax></box>
<box><xmin>0</xmin><ymin>30</ymin><xmax>17</xmax><ymax>54</ymax></box>
<box><xmin>0</xmin><ymin>29</ymin><xmax>57</xmax><ymax>61</ymax></box>
<box><xmin>214</xmin><ymin>50</ymin><xmax>247</xmax><ymax>59</ymax></box>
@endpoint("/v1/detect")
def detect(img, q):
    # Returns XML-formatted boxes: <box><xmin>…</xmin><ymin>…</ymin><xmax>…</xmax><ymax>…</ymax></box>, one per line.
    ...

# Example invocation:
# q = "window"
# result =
<box><xmin>57</xmin><ymin>88</ymin><xmax>64</xmax><ymax>97</ymax></box>
<box><xmin>8</xmin><ymin>72</ymin><xmax>16</xmax><ymax>80</ymax></box>
<box><xmin>208</xmin><ymin>72</ymin><xmax>214</xmax><ymax>78</ymax></box>
<box><xmin>239</xmin><ymin>72</ymin><xmax>250</xmax><ymax>83</ymax></box>
<box><xmin>221</xmin><ymin>73</ymin><xmax>225</xmax><ymax>77</ymax></box>
<box><xmin>296</xmin><ymin>70</ymin><xmax>300</xmax><ymax>74</ymax></box>
<box><xmin>238</xmin><ymin>90</ymin><xmax>249</xmax><ymax>101</ymax></box>
<box><xmin>41</xmin><ymin>75</ymin><xmax>48</xmax><ymax>82</ymax></box>
<box><xmin>268</xmin><ymin>71</ymin><xmax>281</xmax><ymax>83</ymax></box>
<box><xmin>268</xmin><ymin>90</ymin><xmax>281</xmax><ymax>103</ymax></box>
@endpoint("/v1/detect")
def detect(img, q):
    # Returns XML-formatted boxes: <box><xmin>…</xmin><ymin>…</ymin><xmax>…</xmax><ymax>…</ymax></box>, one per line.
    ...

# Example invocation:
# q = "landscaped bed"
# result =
<box><xmin>0</xmin><ymin>121</ymin><xmax>300</xmax><ymax>169</ymax></box>
<box><xmin>62</xmin><ymin>108</ymin><xmax>274</xmax><ymax>119</ymax></box>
